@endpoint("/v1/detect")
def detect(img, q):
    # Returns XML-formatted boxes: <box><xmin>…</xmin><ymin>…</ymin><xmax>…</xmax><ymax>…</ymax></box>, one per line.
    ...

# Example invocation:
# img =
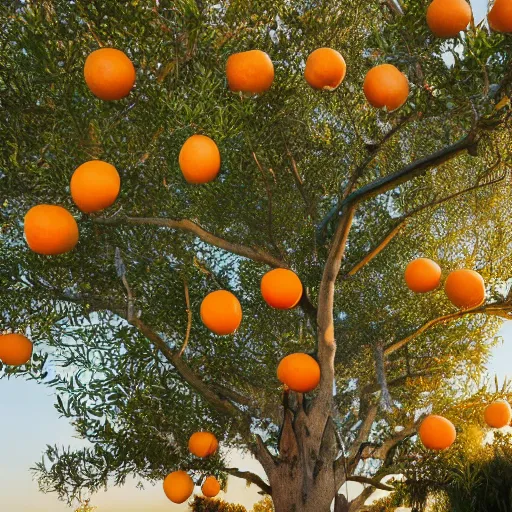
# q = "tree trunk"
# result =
<box><xmin>268</xmin><ymin>462</ymin><xmax>342</xmax><ymax>512</ymax></box>
<box><xmin>256</xmin><ymin>399</ymin><xmax>346</xmax><ymax>512</ymax></box>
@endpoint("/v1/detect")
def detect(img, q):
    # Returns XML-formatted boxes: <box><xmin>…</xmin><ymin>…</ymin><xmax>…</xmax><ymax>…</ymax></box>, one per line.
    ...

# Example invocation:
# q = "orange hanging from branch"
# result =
<box><xmin>484</xmin><ymin>400</ymin><xmax>512</xmax><ymax>428</ymax></box>
<box><xmin>71</xmin><ymin>160</ymin><xmax>120</xmax><ymax>213</ymax></box>
<box><xmin>0</xmin><ymin>334</ymin><xmax>33</xmax><ymax>366</ymax></box>
<box><xmin>404</xmin><ymin>258</ymin><xmax>441</xmax><ymax>293</ymax></box>
<box><xmin>304</xmin><ymin>48</ymin><xmax>347</xmax><ymax>91</ymax></box>
<box><xmin>188</xmin><ymin>432</ymin><xmax>219</xmax><ymax>458</ymax></box>
<box><xmin>84</xmin><ymin>48</ymin><xmax>136</xmax><ymax>101</ymax></box>
<box><xmin>226</xmin><ymin>50</ymin><xmax>274</xmax><ymax>94</ymax></box>
<box><xmin>261</xmin><ymin>268</ymin><xmax>303</xmax><ymax>309</ymax></box>
<box><xmin>202</xmin><ymin>476</ymin><xmax>221</xmax><ymax>498</ymax></box>
<box><xmin>24</xmin><ymin>205</ymin><xmax>79</xmax><ymax>255</ymax></box>
<box><xmin>363</xmin><ymin>64</ymin><xmax>409</xmax><ymax>111</ymax></box>
<box><xmin>200</xmin><ymin>290</ymin><xmax>242</xmax><ymax>335</ymax></box>
<box><xmin>419</xmin><ymin>415</ymin><xmax>456</xmax><ymax>450</ymax></box>
<box><xmin>277</xmin><ymin>353</ymin><xmax>320</xmax><ymax>393</ymax></box>
<box><xmin>179</xmin><ymin>135</ymin><xmax>221</xmax><ymax>184</ymax></box>
<box><xmin>444</xmin><ymin>269</ymin><xmax>485</xmax><ymax>309</ymax></box>
<box><xmin>163</xmin><ymin>471</ymin><xmax>194</xmax><ymax>504</ymax></box>
<box><xmin>488</xmin><ymin>0</ymin><xmax>512</xmax><ymax>33</ymax></box>
<box><xmin>426</xmin><ymin>0</ymin><xmax>472</xmax><ymax>38</ymax></box>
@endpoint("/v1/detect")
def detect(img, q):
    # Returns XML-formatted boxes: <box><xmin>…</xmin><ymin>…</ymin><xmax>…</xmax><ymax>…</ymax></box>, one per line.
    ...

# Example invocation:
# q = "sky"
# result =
<box><xmin>0</xmin><ymin>0</ymin><xmax>498</xmax><ymax>511</ymax></box>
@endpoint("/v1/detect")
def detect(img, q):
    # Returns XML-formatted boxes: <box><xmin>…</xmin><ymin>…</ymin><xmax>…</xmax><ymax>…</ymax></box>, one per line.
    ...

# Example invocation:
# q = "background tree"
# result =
<box><xmin>1</xmin><ymin>0</ymin><xmax>512</xmax><ymax>511</ymax></box>
<box><xmin>190</xmin><ymin>496</ymin><xmax>248</xmax><ymax>512</ymax></box>
<box><xmin>252</xmin><ymin>496</ymin><xmax>274</xmax><ymax>512</ymax></box>
<box><xmin>380</xmin><ymin>382</ymin><xmax>512</xmax><ymax>512</ymax></box>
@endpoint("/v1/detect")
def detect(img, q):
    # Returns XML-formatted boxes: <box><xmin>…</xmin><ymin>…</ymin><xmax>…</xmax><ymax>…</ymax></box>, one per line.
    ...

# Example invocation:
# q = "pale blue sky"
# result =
<box><xmin>0</xmin><ymin>1</ymin><xmax>498</xmax><ymax>510</ymax></box>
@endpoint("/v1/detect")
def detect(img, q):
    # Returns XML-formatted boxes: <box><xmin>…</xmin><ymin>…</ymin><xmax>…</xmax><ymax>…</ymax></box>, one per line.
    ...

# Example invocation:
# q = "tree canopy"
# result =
<box><xmin>1</xmin><ymin>0</ymin><xmax>511</xmax><ymax>510</ymax></box>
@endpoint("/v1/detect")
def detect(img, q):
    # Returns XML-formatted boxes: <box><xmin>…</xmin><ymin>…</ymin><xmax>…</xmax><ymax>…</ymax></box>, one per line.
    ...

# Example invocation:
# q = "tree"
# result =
<box><xmin>74</xmin><ymin>499</ymin><xmax>97</xmax><ymax>512</ymax></box>
<box><xmin>252</xmin><ymin>496</ymin><xmax>274</xmax><ymax>512</ymax></box>
<box><xmin>1</xmin><ymin>1</ymin><xmax>511</xmax><ymax>511</ymax></box>
<box><xmin>383</xmin><ymin>383</ymin><xmax>512</xmax><ymax>512</ymax></box>
<box><xmin>190</xmin><ymin>496</ymin><xmax>247</xmax><ymax>512</ymax></box>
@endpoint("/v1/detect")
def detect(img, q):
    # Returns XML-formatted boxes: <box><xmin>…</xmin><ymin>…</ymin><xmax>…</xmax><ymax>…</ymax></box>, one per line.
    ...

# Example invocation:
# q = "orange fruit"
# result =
<box><xmin>277</xmin><ymin>353</ymin><xmax>320</xmax><ymax>393</ymax></box>
<box><xmin>24</xmin><ymin>205</ymin><xmax>79</xmax><ymax>255</ymax></box>
<box><xmin>84</xmin><ymin>48</ymin><xmax>136</xmax><ymax>101</ymax></box>
<box><xmin>444</xmin><ymin>269</ymin><xmax>485</xmax><ymax>309</ymax></box>
<box><xmin>200</xmin><ymin>290</ymin><xmax>242</xmax><ymax>335</ymax></box>
<box><xmin>419</xmin><ymin>415</ymin><xmax>456</xmax><ymax>450</ymax></box>
<box><xmin>202</xmin><ymin>476</ymin><xmax>221</xmax><ymax>498</ymax></box>
<box><xmin>179</xmin><ymin>135</ymin><xmax>221</xmax><ymax>184</ymax></box>
<box><xmin>363</xmin><ymin>64</ymin><xmax>409</xmax><ymax>111</ymax></box>
<box><xmin>226</xmin><ymin>50</ymin><xmax>274</xmax><ymax>94</ymax></box>
<box><xmin>261</xmin><ymin>268</ymin><xmax>303</xmax><ymax>309</ymax></box>
<box><xmin>70</xmin><ymin>160</ymin><xmax>120</xmax><ymax>213</ymax></box>
<box><xmin>484</xmin><ymin>400</ymin><xmax>512</xmax><ymax>428</ymax></box>
<box><xmin>426</xmin><ymin>0</ymin><xmax>472</xmax><ymax>38</ymax></box>
<box><xmin>188</xmin><ymin>432</ymin><xmax>218</xmax><ymax>458</ymax></box>
<box><xmin>304</xmin><ymin>48</ymin><xmax>347</xmax><ymax>91</ymax></box>
<box><xmin>0</xmin><ymin>334</ymin><xmax>33</xmax><ymax>366</ymax></box>
<box><xmin>489</xmin><ymin>0</ymin><xmax>512</xmax><ymax>33</ymax></box>
<box><xmin>163</xmin><ymin>471</ymin><xmax>194</xmax><ymax>504</ymax></box>
<box><xmin>404</xmin><ymin>258</ymin><xmax>442</xmax><ymax>293</ymax></box>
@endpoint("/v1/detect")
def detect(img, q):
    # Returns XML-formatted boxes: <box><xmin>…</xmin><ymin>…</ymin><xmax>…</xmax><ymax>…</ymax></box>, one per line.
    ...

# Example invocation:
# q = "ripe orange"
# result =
<box><xmin>179</xmin><ymin>135</ymin><xmax>221</xmax><ymax>184</ymax></box>
<box><xmin>84</xmin><ymin>48</ymin><xmax>136</xmax><ymax>101</ymax></box>
<box><xmin>363</xmin><ymin>64</ymin><xmax>409</xmax><ymax>111</ymax></box>
<box><xmin>444</xmin><ymin>269</ymin><xmax>485</xmax><ymax>309</ymax></box>
<box><xmin>200</xmin><ymin>290</ymin><xmax>242</xmax><ymax>335</ymax></box>
<box><xmin>0</xmin><ymin>333</ymin><xmax>33</xmax><ymax>366</ymax></box>
<box><xmin>70</xmin><ymin>160</ymin><xmax>120</xmax><ymax>213</ymax></box>
<box><xmin>404</xmin><ymin>258</ymin><xmax>441</xmax><ymax>293</ymax></box>
<box><xmin>202</xmin><ymin>476</ymin><xmax>221</xmax><ymax>498</ymax></box>
<box><xmin>484</xmin><ymin>400</ymin><xmax>512</xmax><ymax>428</ymax></box>
<box><xmin>304</xmin><ymin>48</ymin><xmax>347</xmax><ymax>91</ymax></box>
<box><xmin>277</xmin><ymin>353</ymin><xmax>320</xmax><ymax>393</ymax></box>
<box><xmin>261</xmin><ymin>268</ymin><xmax>303</xmax><ymax>309</ymax></box>
<box><xmin>488</xmin><ymin>0</ymin><xmax>512</xmax><ymax>32</ymax></box>
<box><xmin>226</xmin><ymin>50</ymin><xmax>274</xmax><ymax>94</ymax></box>
<box><xmin>188</xmin><ymin>432</ymin><xmax>218</xmax><ymax>458</ymax></box>
<box><xmin>419</xmin><ymin>415</ymin><xmax>456</xmax><ymax>450</ymax></box>
<box><xmin>163</xmin><ymin>471</ymin><xmax>194</xmax><ymax>504</ymax></box>
<box><xmin>426</xmin><ymin>0</ymin><xmax>472</xmax><ymax>38</ymax></box>
<box><xmin>24</xmin><ymin>205</ymin><xmax>79</xmax><ymax>255</ymax></box>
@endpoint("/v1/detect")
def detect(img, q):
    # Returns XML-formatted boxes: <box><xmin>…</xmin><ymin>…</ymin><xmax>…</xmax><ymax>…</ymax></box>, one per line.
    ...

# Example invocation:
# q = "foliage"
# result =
<box><xmin>252</xmin><ymin>496</ymin><xmax>274</xmax><ymax>512</ymax></box>
<box><xmin>74</xmin><ymin>500</ymin><xmax>97</xmax><ymax>512</ymax></box>
<box><xmin>190</xmin><ymin>495</ymin><xmax>247</xmax><ymax>512</ymax></box>
<box><xmin>0</xmin><ymin>0</ymin><xmax>511</xmax><ymax>509</ymax></box>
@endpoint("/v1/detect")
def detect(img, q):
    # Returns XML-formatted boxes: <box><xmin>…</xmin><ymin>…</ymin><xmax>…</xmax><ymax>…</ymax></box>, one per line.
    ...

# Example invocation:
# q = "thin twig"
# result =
<box><xmin>178</xmin><ymin>279</ymin><xmax>192</xmax><ymax>357</ymax></box>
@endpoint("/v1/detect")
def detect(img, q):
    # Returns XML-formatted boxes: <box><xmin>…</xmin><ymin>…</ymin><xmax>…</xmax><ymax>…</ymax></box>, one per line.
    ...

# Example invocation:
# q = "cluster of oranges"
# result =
<box><xmin>199</xmin><ymin>270</ymin><xmax>321</xmax><ymax>392</ymax></box>
<box><xmin>163</xmin><ymin>432</ymin><xmax>220</xmax><ymax>504</ymax></box>
<box><xmin>405</xmin><ymin>258</ymin><xmax>486</xmax><ymax>310</ymax></box>
<box><xmin>419</xmin><ymin>400</ymin><xmax>512</xmax><ymax>451</ymax></box>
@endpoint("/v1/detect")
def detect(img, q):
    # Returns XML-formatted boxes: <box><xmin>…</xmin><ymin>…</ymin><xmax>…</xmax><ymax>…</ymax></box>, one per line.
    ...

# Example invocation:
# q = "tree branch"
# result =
<box><xmin>286</xmin><ymin>145</ymin><xmax>316</xmax><ymax>220</ymax></box>
<box><xmin>384</xmin><ymin>300</ymin><xmax>512</xmax><ymax>356</ymax></box>
<box><xmin>346</xmin><ymin>475</ymin><xmax>395</xmax><ymax>492</ymax></box>
<box><xmin>94</xmin><ymin>215</ymin><xmax>285</xmax><ymax>268</ymax></box>
<box><xmin>224</xmin><ymin>468</ymin><xmax>271</xmax><ymax>495</ymax></box>
<box><xmin>251</xmin><ymin>434</ymin><xmax>277</xmax><ymax>477</ymax></box>
<box><xmin>252</xmin><ymin>151</ymin><xmax>283</xmax><ymax>257</ymax></box>
<box><xmin>344</xmin><ymin>221</ymin><xmax>409</xmax><ymax>277</ymax></box>
<box><xmin>343</xmin><ymin>170</ymin><xmax>505</xmax><ymax>278</ymax></box>
<box><xmin>341</xmin><ymin>131</ymin><xmax>478</xmax><ymax>208</ymax></box>
<box><xmin>132</xmin><ymin>318</ymin><xmax>238</xmax><ymax>415</ymax></box>
<box><xmin>317</xmin><ymin>112</ymin><xmax>417</xmax><ymax>241</ymax></box>
<box><xmin>313</xmin><ymin>205</ymin><xmax>357</xmax><ymax>419</ymax></box>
